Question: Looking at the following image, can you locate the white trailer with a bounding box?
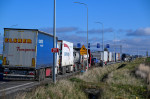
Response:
[112,53,116,62]
[109,52,112,62]
[58,40,73,74]
[116,53,119,61]
[2,28,58,80]
[104,51,108,64]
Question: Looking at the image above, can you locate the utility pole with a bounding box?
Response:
[137,48,139,58]
[146,51,148,57]
[114,32,116,62]
[120,45,122,62]
[53,0,56,83]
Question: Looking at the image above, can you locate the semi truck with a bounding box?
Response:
[103,51,108,64]
[57,40,74,74]
[2,28,58,81]
[73,48,82,71]
[109,52,112,62]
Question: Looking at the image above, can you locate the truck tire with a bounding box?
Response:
[79,64,81,70]
[35,69,39,81]
[67,66,70,73]
[43,69,45,81]
[39,69,42,81]
[38,68,45,81]
[74,65,76,72]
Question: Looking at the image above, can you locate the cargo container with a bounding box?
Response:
[116,53,121,61]
[104,51,108,64]
[112,52,116,62]
[2,28,58,80]
[57,40,73,74]
[118,53,121,61]
[73,48,82,71]
[109,52,112,62]
[116,53,118,61]
[91,51,101,60]
[100,51,104,61]
[88,49,91,67]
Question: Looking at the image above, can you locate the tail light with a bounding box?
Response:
[28,71,35,75]
[32,58,35,67]
[3,57,6,65]
[59,57,61,66]
[4,72,8,74]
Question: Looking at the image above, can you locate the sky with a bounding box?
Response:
[0,0,150,56]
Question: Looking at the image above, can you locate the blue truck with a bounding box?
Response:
[2,28,58,81]
[0,60,3,80]
[91,57,100,66]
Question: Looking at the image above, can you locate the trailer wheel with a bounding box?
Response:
[35,69,39,81]
[41,69,45,81]
[67,66,70,73]
[62,67,66,75]
[43,69,45,81]
[74,64,77,72]
[79,64,81,70]
[39,69,42,81]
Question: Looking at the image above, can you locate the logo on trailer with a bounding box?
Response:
[16,47,35,52]
[5,38,32,44]
[64,43,70,51]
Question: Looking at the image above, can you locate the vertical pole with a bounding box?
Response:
[87,7,88,71]
[137,48,139,58]
[120,45,122,62]
[102,24,104,51]
[53,0,56,83]
[102,23,104,62]
[114,32,116,62]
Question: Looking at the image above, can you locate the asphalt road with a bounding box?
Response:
[0,79,39,98]
[0,62,120,99]
[0,71,80,99]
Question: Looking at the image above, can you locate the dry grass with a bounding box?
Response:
[106,68,144,86]
[135,64,150,84]
[18,58,147,99]
[77,63,120,83]
[16,80,87,99]
[102,59,147,99]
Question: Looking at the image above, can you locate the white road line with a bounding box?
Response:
[0,82,34,92]
[0,82,6,85]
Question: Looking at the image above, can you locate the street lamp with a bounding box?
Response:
[95,22,104,64]
[53,0,56,83]
[95,22,104,52]
[74,2,88,71]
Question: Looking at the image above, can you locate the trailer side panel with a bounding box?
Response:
[36,32,56,69]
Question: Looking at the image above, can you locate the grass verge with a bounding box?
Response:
[17,58,148,99]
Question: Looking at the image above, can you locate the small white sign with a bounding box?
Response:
[39,40,43,44]
[40,45,44,47]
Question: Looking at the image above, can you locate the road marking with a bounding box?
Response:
[0,82,6,85]
[0,82,34,92]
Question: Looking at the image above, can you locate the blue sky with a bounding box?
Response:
[0,0,150,55]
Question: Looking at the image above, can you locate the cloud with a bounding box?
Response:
[83,36,150,55]
[76,28,114,34]
[117,29,133,33]
[40,27,78,33]
[58,34,87,44]
[127,27,150,36]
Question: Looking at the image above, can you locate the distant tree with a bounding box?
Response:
[104,48,108,51]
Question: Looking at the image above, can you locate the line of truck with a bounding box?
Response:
[1,28,121,81]
[91,51,121,66]
[1,28,92,81]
